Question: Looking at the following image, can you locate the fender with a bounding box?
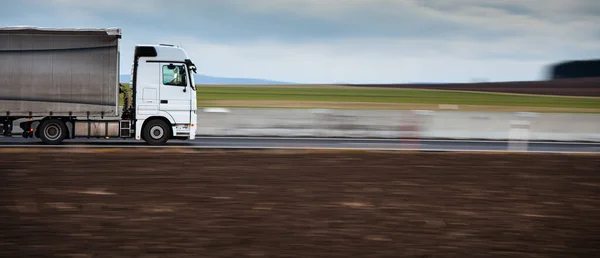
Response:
[134,111,176,140]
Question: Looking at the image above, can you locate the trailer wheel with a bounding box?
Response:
[143,119,170,145]
[39,119,67,145]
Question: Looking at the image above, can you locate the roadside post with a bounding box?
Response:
[414,110,434,151]
[203,107,231,136]
[508,112,537,152]
[311,109,332,138]
[399,110,433,150]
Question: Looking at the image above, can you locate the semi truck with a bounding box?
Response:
[0,27,198,145]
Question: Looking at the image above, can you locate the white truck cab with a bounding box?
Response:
[130,44,198,144]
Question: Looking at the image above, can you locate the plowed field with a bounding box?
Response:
[1,149,599,257]
[346,77,600,97]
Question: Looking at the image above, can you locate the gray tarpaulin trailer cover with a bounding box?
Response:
[0,27,121,117]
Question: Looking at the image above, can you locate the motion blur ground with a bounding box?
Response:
[1,149,599,257]
[1,1,599,256]
[2,66,598,257]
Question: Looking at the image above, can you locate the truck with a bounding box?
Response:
[0,27,197,145]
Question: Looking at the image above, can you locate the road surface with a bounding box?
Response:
[1,136,599,153]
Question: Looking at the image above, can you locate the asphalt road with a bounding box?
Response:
[1,136,599,153]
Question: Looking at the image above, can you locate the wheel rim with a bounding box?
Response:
[150,125,164,140]
[44,124,61,140]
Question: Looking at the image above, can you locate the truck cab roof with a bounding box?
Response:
[134,44,191,62]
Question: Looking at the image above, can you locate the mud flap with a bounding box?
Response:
[2,121,12,136]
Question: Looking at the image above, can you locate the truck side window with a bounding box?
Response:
[162,65,187,86]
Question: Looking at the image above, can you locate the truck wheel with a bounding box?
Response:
[143,119,170,145]
[39,119,67,145]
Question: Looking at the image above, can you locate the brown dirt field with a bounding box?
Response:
[345,77,600,97]
[1,149,599,257]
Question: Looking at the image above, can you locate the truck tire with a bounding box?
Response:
[142,119,170,145]
[39,119,67,145]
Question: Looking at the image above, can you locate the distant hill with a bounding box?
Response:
[119,74,448,85]
[119,74,292,85]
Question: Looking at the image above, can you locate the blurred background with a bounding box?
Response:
[1,1,600,257]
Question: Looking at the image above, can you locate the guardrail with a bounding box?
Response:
[197,108,600,144]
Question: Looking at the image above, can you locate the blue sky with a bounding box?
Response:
[1,0,599,83]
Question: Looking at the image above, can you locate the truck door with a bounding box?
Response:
[159,63,192,127]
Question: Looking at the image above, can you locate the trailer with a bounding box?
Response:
[0,27,197,145]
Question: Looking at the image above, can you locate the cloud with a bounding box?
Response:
[29,0,599,42]
[171,36,558,83]
[46,0,163,14]
[1,0,598,83]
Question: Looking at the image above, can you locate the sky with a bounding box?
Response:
[1,0,599,83]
